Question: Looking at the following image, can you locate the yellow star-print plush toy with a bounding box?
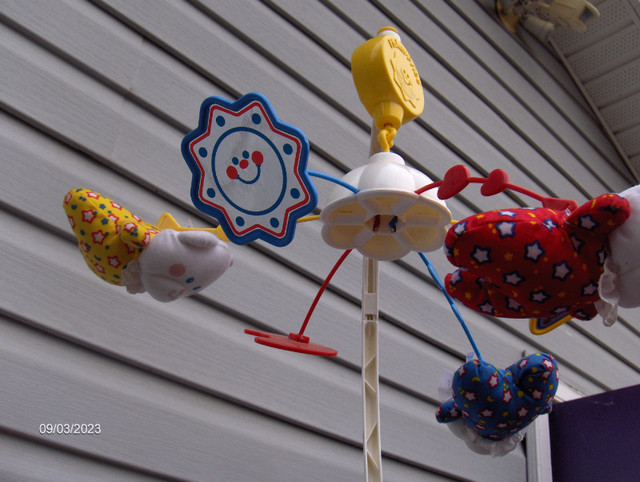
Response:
[64,188,159,285]
[63,188,233,302]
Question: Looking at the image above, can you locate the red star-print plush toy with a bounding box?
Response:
[425,165,639,332]
[445,193,629,322]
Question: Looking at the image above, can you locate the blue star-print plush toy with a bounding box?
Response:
[436,353,558,455]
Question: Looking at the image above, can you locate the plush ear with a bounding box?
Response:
[176,230,220,248]
[565,192,630,236]
[118,221,157,250]
[508,353,558,413]
[436,400,461,423]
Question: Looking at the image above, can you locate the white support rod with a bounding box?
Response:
[360,120,384,481]
[362,255,382,482]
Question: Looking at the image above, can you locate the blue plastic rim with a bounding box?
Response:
[182,92,318,247]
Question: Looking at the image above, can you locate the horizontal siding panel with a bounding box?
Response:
[0,319,368,481]
[617,307,640,336]
[90,0,370,168]
[0,341,454,482]
[571,320,640,372]
[0,0,144,88]
[0,433,161,481]
[0,211,526,480]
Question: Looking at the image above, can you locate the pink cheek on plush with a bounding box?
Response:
[169,263,187,277]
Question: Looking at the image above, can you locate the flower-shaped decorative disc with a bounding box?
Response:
[182,93,317,246]
[320,152,451,261]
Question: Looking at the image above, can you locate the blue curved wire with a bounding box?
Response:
[418,252,483,362]
[307,170,359,194]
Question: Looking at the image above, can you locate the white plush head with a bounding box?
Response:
[597,185,640,324]
[123,230,233,302]
[607,185,640,308]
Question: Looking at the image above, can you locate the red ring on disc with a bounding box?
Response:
[244,329,338,357]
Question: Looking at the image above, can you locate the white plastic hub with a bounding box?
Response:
[320,152,451,261]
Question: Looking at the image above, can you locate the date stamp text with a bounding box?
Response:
[39,423,101,435]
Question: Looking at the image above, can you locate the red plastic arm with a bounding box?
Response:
[415,165,577,211]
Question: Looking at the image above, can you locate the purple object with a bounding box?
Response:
[549,384,640,480]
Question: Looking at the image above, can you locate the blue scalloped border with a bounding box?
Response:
[181,92,317,247]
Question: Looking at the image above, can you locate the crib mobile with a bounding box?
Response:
[64,27,640,475]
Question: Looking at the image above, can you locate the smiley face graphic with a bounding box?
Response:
[182,93,317,247]
[226,150,264,184]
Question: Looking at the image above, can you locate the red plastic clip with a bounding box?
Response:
[244,329,338,357]
[416,165,577,212]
